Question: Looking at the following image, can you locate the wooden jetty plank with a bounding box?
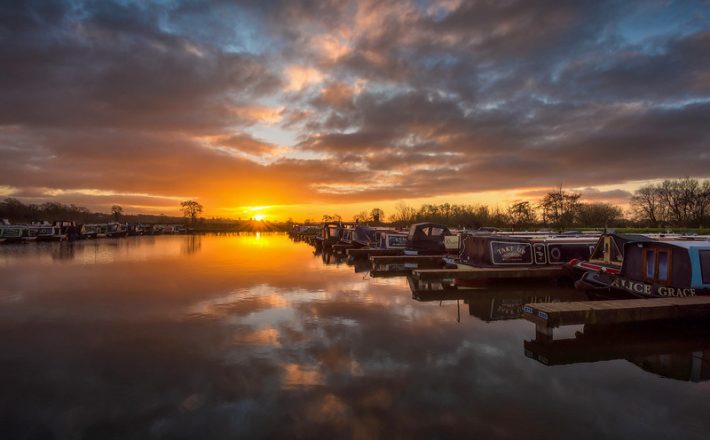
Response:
[413,266,563,281]
[346,248,404,258]
[523,296,710,328]
[369,255,445,264]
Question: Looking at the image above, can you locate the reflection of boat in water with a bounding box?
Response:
[314,250,346,266]
[347,257,372,273]
[525,319,710,382]
[409,278,587,322]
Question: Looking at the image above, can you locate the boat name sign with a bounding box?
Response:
[610,277,696,297]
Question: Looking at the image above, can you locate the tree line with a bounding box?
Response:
[386,191,624,230]
[631,178,710,228]
[317,178,709,230]
[0,198,206,224]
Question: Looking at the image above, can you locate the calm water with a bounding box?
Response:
[1,234,709,439]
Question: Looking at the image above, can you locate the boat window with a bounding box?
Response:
[421,228,431,236]
[643,248,673,285]
[645,250,655,280]
[430,227,444,236]
[701,251,710,284]
[611,240,623,263]
[657,251,669,281]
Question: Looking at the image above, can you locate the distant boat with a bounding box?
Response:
[0,224,30,243]
[405,223,459,254]
[314,222,344,248]
[106,222,128,238]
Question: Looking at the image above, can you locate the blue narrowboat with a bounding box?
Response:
[577,240,710,298]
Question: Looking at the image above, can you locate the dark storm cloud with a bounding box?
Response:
[1,0,709,210]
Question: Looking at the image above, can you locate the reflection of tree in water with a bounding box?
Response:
[181,235,202,255]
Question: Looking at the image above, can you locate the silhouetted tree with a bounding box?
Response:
[352,211,369,223]
[507,201,536,228]
[111,205,123,221]
[539,187,581,230]
[577,203,623,228]
[631,178,710,227]
[181,200,203,223]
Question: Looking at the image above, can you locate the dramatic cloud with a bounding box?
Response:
[1,0,709,218]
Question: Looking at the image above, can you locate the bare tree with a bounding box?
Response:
[631,178,710,227]
[577,203,623,228]
[539,187,581,230]
[507,201,536,228]
[631,184,663,226]
[111,205,123,221]
[180,200,203,223]
[352,211,369,223]
[390,202,417,225]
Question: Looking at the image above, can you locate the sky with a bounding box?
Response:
[1,0,710,221]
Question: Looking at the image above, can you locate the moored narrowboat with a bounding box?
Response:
[377,231,408,249]
[566,233,656,277]
[106,222,128,238]
[314,222,344,248]
[577,239,710,298]
[0,224,28,243]
[406,223,458,254]
[454,234,597,269]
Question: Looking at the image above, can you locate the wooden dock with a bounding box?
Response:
[413,266,563,281]
[346,248,404,258]
[369,255,445,265]
[523,297,710,330]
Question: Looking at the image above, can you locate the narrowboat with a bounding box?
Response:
[350,225,380,248]
[36,223,68,241]
[81,224,100,239]
[406,223,458,254]
[314,222,344,248]
[340,227,355,245]
[566,233,656,277]
[576,239,710,298]
[453,234,597,269]
[106,222,128,238]
[376,230,408,249]
[0,225,27,243]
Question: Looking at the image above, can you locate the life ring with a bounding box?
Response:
[550,247,562,261]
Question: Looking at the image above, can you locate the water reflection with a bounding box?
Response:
[525,320,710,382]
[409,280,588,323]
[1,234,709,439]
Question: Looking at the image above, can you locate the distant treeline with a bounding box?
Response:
[0,198,187,224]
[0,198,290,232]
[631,178,710,228]
[317,178,710,230]
[386,195,627,230]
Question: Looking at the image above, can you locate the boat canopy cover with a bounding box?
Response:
[407,223,452,251]
[589,233,657,262]
[352,225,378,244]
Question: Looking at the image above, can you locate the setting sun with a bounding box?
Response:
[253,214,266,221]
